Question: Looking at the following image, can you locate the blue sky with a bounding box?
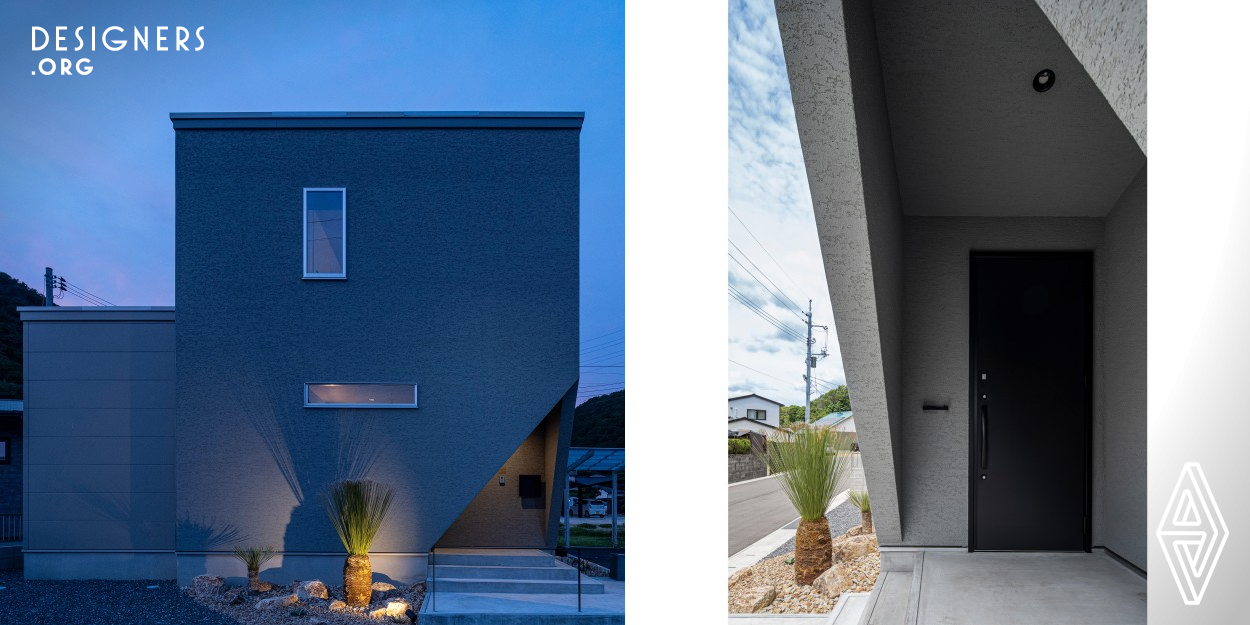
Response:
[728,0,845,407]
[0,1,623,403]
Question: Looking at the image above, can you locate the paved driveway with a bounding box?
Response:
[728,476,797,556]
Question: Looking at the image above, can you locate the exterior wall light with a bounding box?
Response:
[1033,69,1055,93]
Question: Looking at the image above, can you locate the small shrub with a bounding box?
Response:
[729,438,751,454]
[848,490,873,533]
[230,545,276,591]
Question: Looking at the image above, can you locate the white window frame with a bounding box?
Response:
[304,383,418,408]
[303,187,347,279]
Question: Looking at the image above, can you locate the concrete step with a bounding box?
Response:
[829,591,871,625]
[433,549,555,567]
[861,570,912,625]
[421,609,622,625]
[431,564,580,581]
[857,551,923,625]
[429,576,605,595]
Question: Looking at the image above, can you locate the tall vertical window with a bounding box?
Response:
[304,188,346,278]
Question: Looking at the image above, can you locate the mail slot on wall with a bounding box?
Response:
[519,474,544,509]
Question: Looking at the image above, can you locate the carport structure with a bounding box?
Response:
[563,447,624,547]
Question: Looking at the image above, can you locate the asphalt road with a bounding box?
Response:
[728,475,798,556]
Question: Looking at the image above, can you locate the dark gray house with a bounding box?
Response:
[19,111,583,584]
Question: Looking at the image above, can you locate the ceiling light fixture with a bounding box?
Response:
[1033,69,1055,93]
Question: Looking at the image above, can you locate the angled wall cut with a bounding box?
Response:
[437,391,574,547]
[776,0,1145,569]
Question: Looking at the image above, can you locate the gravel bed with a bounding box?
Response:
[188,579,425,625]
[765,499,860,560]
[730,525,880,615]
[0,568,241,625]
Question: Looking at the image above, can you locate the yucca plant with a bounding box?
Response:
[848,489,872,534]
[757,424,855,585]
[230,545,276,591]
[323,479,395,607]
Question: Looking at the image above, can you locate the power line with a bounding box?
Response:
[729,359,801,389]
[729,286,806,341]
[729,205,809,302]
[729,241,804,316]
[61,283,114,306]
[581,339,625,356]
[581,328,625,345]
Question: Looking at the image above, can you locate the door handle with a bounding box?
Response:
[980,404,988,471]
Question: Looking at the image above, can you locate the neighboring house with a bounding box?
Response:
[0,399,19,541]
[811,410,854,433]
[812,411,857,449]
[727,416,779,437]
[727,393,782,428]
[776,0,1145,576]
[18,111,582,583]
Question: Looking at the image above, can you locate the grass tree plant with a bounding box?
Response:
[848,489,873,534]
[323,479,395,607]
[757,424,856,585]
[230,545,276,591]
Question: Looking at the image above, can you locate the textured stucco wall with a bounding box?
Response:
[19,308,176,579]
[1098,164,1146,569]
[776,0,905,543]
[1034,0,1147,155]
[900,218,1104,546]
[174,126,579,571]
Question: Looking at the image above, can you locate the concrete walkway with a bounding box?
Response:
[914,551,1145,625]
[421,579,624,624]
[860,550,1145,625]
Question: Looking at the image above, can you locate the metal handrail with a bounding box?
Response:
[428,544,622,613]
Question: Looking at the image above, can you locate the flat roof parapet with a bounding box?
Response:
[169,111,585,130]
[18,306,174,322]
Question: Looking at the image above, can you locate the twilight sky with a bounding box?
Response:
[0,1,623,403]
[728,0,846,408]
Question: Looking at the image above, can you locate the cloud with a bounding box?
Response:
[728,0,848,406]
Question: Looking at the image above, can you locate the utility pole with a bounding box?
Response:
[44,267,54,306]
[805,298,815,425]
[803,299,829,424]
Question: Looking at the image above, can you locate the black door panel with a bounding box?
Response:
[970,253,1091,551]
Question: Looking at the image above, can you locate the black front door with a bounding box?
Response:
[970,253,1091,551]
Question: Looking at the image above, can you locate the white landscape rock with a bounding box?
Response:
[369,598,412,620]
[370,581,399,599]
[328,599,348,612]
[813,566,851,597]
[732,585,777,613]
[297,579,329,601]
[189,575,224,597]
[254,594,298,610]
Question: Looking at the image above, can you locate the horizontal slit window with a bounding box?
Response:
[305,383,417,408]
